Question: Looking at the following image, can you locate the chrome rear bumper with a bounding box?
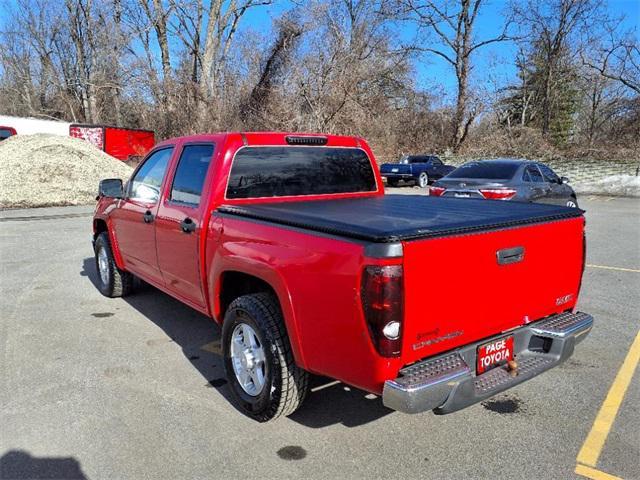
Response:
[382,311,593,414]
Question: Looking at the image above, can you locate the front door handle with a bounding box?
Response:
[180,217,196,234]
[143,210,154,223]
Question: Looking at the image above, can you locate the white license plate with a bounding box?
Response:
[391,168,399,172]
[454,193,470,198]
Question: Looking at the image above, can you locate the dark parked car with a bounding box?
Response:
[380,154,455,188]
[0,126,17,141]
[429,159,579,208]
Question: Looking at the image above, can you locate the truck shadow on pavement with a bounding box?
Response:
[81,258,393,428]
[0,450,86,479]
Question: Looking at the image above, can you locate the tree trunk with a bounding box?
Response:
[451,58,469,152]
[151,0,171,81]
[542,65,552,135]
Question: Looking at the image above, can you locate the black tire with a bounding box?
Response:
[566,196,579,208]
[222,293,309,422]
[417,172,429,188]
[387,179,399,187]
[94,232,133,298]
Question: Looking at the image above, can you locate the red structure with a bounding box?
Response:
[70,124,155,161]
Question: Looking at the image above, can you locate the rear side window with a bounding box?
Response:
[446,162,520,180]
[408,156,428,164]
[170,144,214,205]
[129,147,173,202]
[226,147,376,199]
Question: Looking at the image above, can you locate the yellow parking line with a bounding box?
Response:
[586,264,640,273]
[576,330,640,467]
[575,464,623,480]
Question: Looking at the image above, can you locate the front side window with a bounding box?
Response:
[226,147,377,199]
[170,144,215,205]
[538,164,560,183]
[430,157,443,166]
[524,165,544,183]
[129,147,173,202]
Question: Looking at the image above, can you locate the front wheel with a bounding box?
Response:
[417,172,429,188]
[94,232,133,297]
[566,197,578,208]
[222,293,309,422]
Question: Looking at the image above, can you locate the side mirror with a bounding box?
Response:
[98,178,124,199]
[560,176,569,184]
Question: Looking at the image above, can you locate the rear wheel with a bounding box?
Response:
[94,232,133,297]
[222,293,309,422]
[417,172,429,188]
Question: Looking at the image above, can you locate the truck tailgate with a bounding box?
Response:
[401,216,585,365]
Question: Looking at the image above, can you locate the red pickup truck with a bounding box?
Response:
[93,132,593,422]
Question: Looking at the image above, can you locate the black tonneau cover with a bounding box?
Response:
[217,195,583,243]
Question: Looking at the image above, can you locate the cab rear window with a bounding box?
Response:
[226,146,377,199]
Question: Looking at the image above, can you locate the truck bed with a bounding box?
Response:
[217,195,583,243]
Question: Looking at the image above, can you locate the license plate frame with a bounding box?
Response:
[476,335,514,375]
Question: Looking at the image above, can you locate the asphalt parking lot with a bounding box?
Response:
[1,195,638,480]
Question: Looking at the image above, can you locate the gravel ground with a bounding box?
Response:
[0,134,132,209]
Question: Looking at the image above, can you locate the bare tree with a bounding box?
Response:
[197,0,272,125]
[511,0,604,136]
[289,0,412,134]
[393,0,512,151]
[240,17,303,127]
[582,24,640,94]
[139,0,173,83]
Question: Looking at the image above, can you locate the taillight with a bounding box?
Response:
[479,188,517,200]
[577,226,587,304]
[361,265,403,357]
[429,186,446,196]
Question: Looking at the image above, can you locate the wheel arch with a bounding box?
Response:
[93,216,125,270]
[215,268,307,369]
[93,218,108,238]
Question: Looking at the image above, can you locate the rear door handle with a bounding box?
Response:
[143,210,154,223]
[180,217,196,234]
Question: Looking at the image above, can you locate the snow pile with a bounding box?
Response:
[0,134,133,208]
[574,175,640,197]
